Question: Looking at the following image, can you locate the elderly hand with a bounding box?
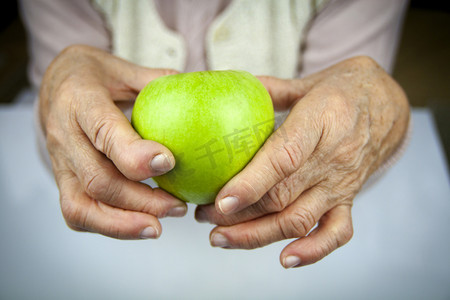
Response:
[40,45,187,239]
[195,56,410,268]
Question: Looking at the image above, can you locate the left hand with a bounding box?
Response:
[195,56,410,268]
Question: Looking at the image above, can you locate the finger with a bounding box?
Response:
[209,187,329,249]
[58,171,163,239]
[257,76,305,111]
[73,45,178,99]
[257,73,324,111]
[68,132,187,218]
[75,87,176,181]
[257,59,349,110]
[214,98,323,215]
[195,169,318,226]
[280,204,353,268]
[195,202,264,225]
[105,66,179,101]
[115,66,179,94]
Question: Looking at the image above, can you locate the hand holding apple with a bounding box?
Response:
[132,70,274,205]
[39,45,187,240]
[195,56,410,268]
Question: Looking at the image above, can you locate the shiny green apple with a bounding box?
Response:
[131,70,274,205]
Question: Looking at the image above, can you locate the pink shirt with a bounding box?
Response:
[19,0,409,90]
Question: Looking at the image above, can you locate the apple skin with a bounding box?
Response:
[131,70,274,205]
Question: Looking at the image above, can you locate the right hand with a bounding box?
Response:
[39,44,187,239]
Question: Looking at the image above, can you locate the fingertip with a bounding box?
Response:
[166,205,188,218]
[150,152,175,174]
[282,255,302,269]
[146,187,187,218]
[143,68,179,86]
[216,196,239,215]
[194,207,210,223]
[139,226,160,239]
[215,175,264,216]
[130,68,180,90]
[210,231,231,248]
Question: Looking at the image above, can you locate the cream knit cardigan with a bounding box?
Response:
[93,0,327,78]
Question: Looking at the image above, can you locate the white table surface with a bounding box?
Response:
[0,103,449,300]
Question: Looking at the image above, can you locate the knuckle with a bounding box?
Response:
[45,122,63,154]
[85,171,107,199]
[83,169,120,203]
[327,173,362,204]
[92,115,118,158]
[330,135,369,171]
[264,180,291,212]
[59,194,74,222]
[312,242,331,262]
[114,142,143,179]
[319,92,358,138]
[105,223,122,239]
[44,111,73,151]
[60,194,87,230]
[343,173,364,196]
[141,199,163,218]
[324,95,351,124]
[272,140,303,177]
[333,145,364,168]
[238,177,260,202]
[240,230,265,249]
[312,213,354,261]
[57,73,79,96]
[338,221,354,246]
[320,231,342,258]
[278,208,316,238]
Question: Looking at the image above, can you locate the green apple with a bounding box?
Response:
[131,70,274,205]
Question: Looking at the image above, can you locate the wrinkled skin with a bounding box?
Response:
[194,56,410,268]
[40,45,187,239]
[41,45,410,268]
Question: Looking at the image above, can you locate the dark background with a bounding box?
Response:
[1,0,449,167]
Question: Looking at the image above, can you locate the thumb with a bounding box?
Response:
[257,74,320,111]
[123,66,179,93]
[86,53,180,180]
[214,97,323,215]
[75,86,176,182]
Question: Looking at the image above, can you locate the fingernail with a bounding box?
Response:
[140,226,158,239]
[218,196,239,215]
[195,209,209,223]
[151,153,174,173]
[283,255,301,269]
[166,206,187,217]
[211,233,230,248]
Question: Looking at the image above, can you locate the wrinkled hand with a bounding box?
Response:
[40,45,187,239]
[195,56,410,268]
